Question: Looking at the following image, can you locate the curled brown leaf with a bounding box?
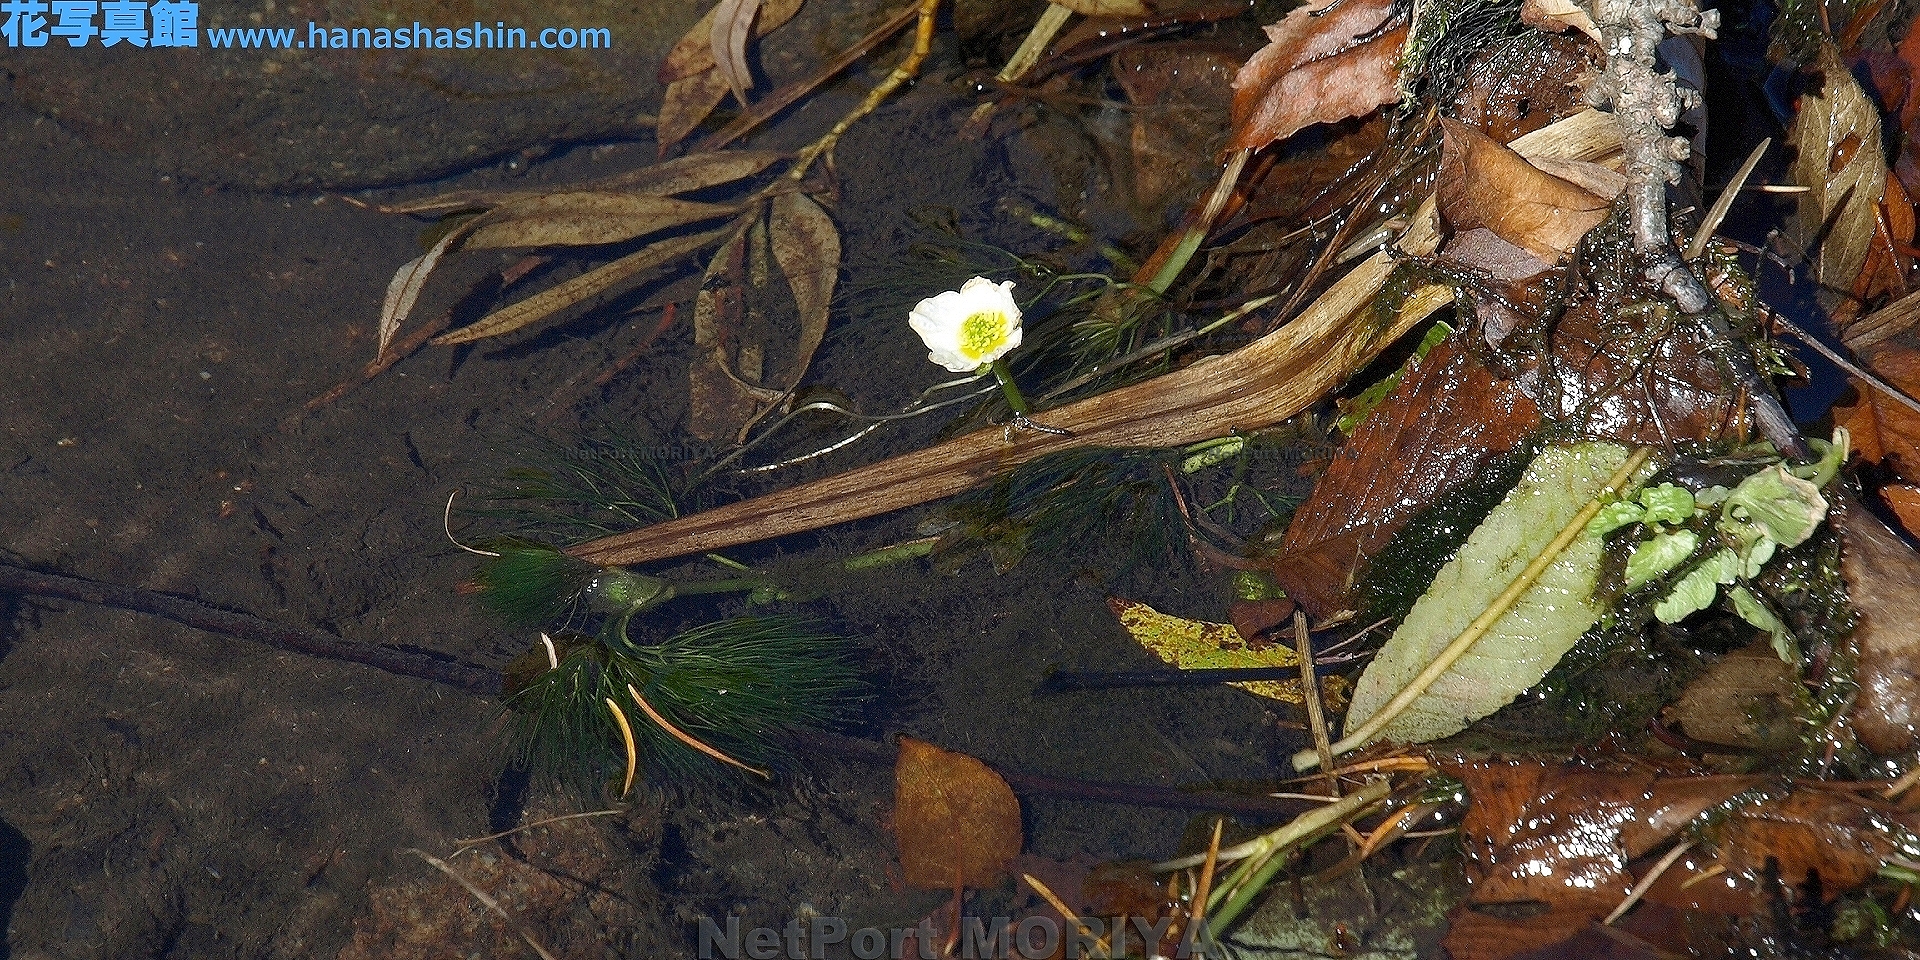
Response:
[1436,118,1612,260]
[1228,0,1407,152]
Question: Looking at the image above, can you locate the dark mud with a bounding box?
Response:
[0,19,1287,960]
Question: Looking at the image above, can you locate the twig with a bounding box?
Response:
[1686,138,1769,260]
[0,562,501,695]
[1605,840,1693,924]
[1294,610,1337,794]
[786,728,1318,819]
[1585,0,1807,458]
[698,0,928,152]
[1771,314,1920,419]
[405,848,560,960]
[453,809,628,850]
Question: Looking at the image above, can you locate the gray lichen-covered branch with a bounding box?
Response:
[1583,0,1809,456]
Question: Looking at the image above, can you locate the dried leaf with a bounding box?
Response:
[1274,337,1541,617]
[1050,0,1150,15]
[463,193,738,250]
[1437,118,1612,260]
[1518,0,1601,42]
[893,737,1022,890]
[377,226,464,360]
[1836,500,1920,755]
[1341,443,1655,747]
[382,151,787,217]
[1788,44,1887,308]
[710,0,763,105]
[689,229,784,441]
[1109,597,1320,704]
[433,227,728,346]
[657,70,734,152]
[1439,757,1756,960]
[767,191,840,386]
[1229,0,1407,151]
[1662,640,1804,752]
[659,0,805,84]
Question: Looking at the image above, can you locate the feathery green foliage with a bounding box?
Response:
[506,617,861,786]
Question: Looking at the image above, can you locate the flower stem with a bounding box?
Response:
[987,358,1030,416]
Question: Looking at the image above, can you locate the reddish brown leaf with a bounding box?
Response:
[1228,0,1407,152]
[1661,640,1803,753]
[1436,118,1613,261]
[1837,500,1920,755]
[1273,336,1541,617]
[893,737,1023,890]
[1439,757,1760,960]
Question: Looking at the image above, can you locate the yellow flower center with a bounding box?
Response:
[959,310,1008,360]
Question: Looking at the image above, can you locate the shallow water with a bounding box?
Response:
[0,6,1293,957]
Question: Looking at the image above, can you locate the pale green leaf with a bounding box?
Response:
[1627,529,1698,590]
[1342,442,1655,746]
[1655,549,1730,623]
[1587,500,1645,538]
[1638,483,1696,526]
[1730,585,1797,663]
[1722,464,1828,549]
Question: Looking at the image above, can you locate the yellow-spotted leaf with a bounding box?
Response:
[1107,597,1347,706]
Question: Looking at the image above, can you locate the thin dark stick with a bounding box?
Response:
[1034,666,1310,693]
[787,729,1311,819]
[0,563,501,695]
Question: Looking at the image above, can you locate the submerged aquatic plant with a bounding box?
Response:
[506,617,861,788]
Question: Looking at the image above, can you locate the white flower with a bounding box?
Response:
[907,277,1023,373]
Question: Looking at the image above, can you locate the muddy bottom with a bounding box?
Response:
[0,23,1293,960]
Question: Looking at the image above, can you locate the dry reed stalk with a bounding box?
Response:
[568,110,1624,569]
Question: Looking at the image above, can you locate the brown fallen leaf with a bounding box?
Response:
[1273,335,1541,617]
[893,737,1023,890]
[1111,43,1237,218]
[689,224,783,441]
[1437,756,1920,960]
[380,150,787,217]
[1518,0,1601,42]
[659,0,806,84]
[710,0,764,106]
[1661,640,1804,754]
[1437,118,1613,261]
[378,227,466,359]
[767,190,840,386]
[1835,498,1920,755]
[1228,0,1407,152]
[1789,43,1889,315]
[657,70,735,152]
[1440,757,1755,960]
[463,193,739,250]
[433,227,730,346]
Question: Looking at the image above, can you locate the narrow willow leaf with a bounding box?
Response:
[659,0,803,84]
[657,69,734,151]
[377,226,464,360]
[1339,442,1656,748]
[768,190,839,386]
[710,0,763,105]
[463,193,738,250]
[380,150,786,217]
[433,226,730,345]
